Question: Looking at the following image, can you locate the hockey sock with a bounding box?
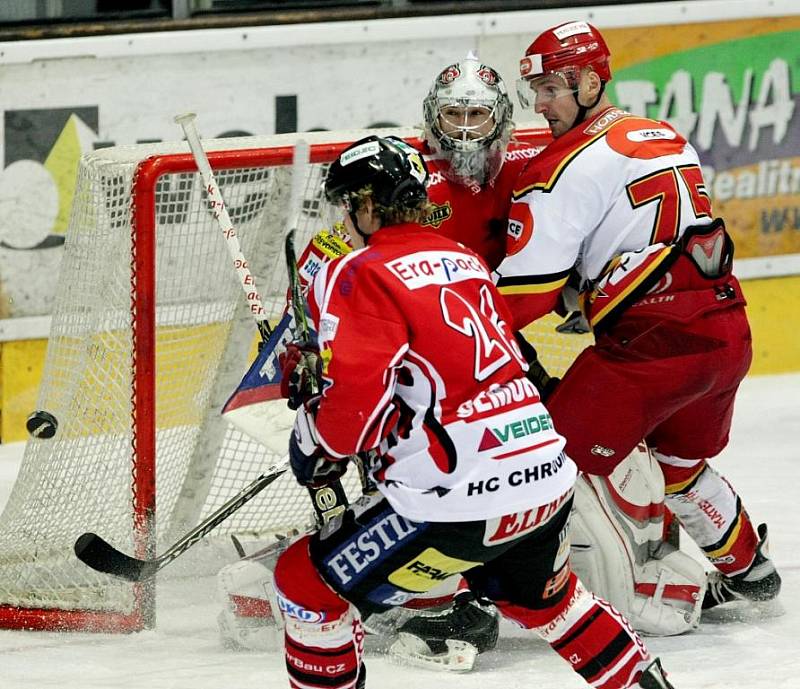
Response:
[497,573,652,689]
[274,536,365,689]
[660,458,759,576]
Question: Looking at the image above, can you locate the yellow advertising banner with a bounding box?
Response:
[605,16,800,259]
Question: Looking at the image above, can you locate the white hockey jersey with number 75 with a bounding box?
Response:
[495,107,715,332]
[308,224,575,523]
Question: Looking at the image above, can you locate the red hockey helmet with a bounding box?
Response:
[519,21,612,92]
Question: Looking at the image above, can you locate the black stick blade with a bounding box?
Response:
[74,532,154,582]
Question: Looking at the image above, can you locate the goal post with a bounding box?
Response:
[0,125,586,633]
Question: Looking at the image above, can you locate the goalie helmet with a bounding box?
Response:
[517,21,612,107]
[423,53,513,186]
[324,135,429,213]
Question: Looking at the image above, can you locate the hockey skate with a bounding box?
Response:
[703,523,781,611]
[638,658,675,689]
[389,591,498,672]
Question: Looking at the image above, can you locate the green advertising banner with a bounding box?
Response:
[606,17,800,260]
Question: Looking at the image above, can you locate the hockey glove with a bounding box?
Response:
[279,342,322,410]
[289,398,348,487]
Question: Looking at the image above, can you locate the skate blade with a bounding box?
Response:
[702,597,785,623]
[389,633,478,672]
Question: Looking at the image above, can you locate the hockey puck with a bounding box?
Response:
[26,410,59,439]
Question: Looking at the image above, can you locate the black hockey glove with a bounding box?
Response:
[289,398,348,488]
[279,342,322,410]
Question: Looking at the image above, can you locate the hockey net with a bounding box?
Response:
[0,126,590,632]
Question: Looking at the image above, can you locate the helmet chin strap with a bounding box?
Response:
[349,209,372,244]
[569,81,606,130]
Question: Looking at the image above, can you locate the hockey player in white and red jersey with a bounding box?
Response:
[497,21,781,614]
[271,134,676,689]
[386,52,705,663]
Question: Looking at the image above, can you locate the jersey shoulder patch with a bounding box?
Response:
[604,117,687,159]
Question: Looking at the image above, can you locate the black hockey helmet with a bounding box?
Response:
[324,135,429,212]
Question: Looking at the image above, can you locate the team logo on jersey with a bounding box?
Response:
[439,64,461,85]
[590,444,615,457]
[421,201,452,229]
[505,201,534,257]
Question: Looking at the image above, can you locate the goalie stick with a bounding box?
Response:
[74,465,288,582]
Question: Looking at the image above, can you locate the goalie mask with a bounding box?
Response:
[324,135,429,235]
[423,53,513,186]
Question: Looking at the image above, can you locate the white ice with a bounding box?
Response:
[0,373,797,689]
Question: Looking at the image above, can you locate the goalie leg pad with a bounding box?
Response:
[498,573,653,689]
[216,535,300,651]
[629,546,705,635]
[274,536,365,689]
[570,448,704,636]
[217,558,284,651]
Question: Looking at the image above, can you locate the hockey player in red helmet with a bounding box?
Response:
[497,20,782,623]
[517,20,612,138]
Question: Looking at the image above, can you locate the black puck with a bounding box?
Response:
[26,410,59,439]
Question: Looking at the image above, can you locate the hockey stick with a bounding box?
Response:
[74,463,288,582]
[178,116,346,522]
[178,117,346,524]
[175,117,346,526]
[285,232,349,523]
[174,112,272,341]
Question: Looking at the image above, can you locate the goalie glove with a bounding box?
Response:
[279,342,322,410]
[289,398,348,487]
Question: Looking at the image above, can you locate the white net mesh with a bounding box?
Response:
[0,127,589,631]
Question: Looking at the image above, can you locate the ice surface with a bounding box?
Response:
[0,373,797,689]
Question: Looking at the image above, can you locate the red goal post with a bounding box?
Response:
[0,125,587,633]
